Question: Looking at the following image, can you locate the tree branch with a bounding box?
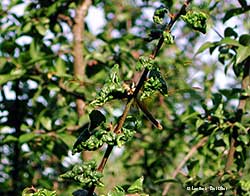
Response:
[58,13,73,27]
[225,58,250,171]
[151,0,192,58]
[135,97,163,130]
[73,0,92,117]
[162,136,208,195]
[88,1,193,194]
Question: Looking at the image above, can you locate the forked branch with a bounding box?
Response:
[89,0,194,195]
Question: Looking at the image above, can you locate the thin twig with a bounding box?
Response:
[135,97,163,130]
[162,137,208,195]
[58,13,73,27]
[152,0,192,58]
[97,98,135,172]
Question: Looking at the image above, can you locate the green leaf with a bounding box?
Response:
[154,178,180,184]
[46,3,58,16]
[89,110,106,130]
[72,127,91,154]
[60,161,103,188]
[102,131,116,145]
[0,68,26,85]
[195,41,215,55]
[22,187,36,196]
[40,116,52,131]
[187,159,200,176]
[19,133,36,144]
[234,122,247,133]
[63,80,81,92]
[58,133,76,148]
[223,6,250,23]
[29,40,40,60]
[47,84,60,92]
[55,58,67,77]
[224,27,238,38]
[149,68,168,96]
[139,67,168,100]
[137,56,155,71]
[163,31,174,44]
[240,180,250,191]
[53,23,62,33]
[181,10,207,34]
[91,64,125,106]
[107,190,125,196]
[127,176,144,193]
[3,135,18,143]
[72,127,106,152]
[106,186,125,196]
[35,24,47,36]
[140,77,161,100]
[238,135,249,145]
[153,6,168,24]
[219,88,241,99]
[181,111,199,122]
[236,45,250,64]
[33,189,56,196]
[195,118,204,129]
[236,145,243,152]
[239,34,250,46]
[218,37,241,47]
[22,22,32,33]
[233,62,241,77]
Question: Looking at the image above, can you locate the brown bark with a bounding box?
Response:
[72,0,92,116]
[225,59,250,170]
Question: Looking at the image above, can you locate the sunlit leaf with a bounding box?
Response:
[127,176,144,193]
[236,45,250,64]
[35,24,47,36]
[55,58,67,77]
[19,133,36,144]
[218,37,241,47]
[195,41,215,55]
[58,133,76,148]
[3,135,18,143]
[0,68,26,85]
[40,116,52,131]
[181,10,207,34]
[153,6,168,24]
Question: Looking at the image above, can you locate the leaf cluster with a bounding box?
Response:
[90,64,126,106]
[181,10,207,34]
[60,161,104,188]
